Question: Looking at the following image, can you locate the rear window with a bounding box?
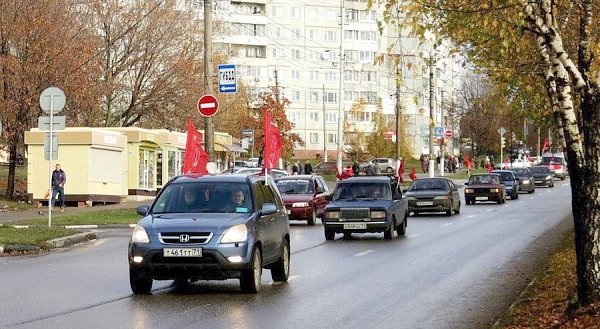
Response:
[275,179,314,194]
[541,156,565,165]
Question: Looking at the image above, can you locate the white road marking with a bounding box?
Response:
[487,209,496,212]
[467,215,475,218]
[354,249,375,257]
[441,223,453,227]
[407,234,421,238]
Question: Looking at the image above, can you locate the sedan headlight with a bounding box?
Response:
[370,210,386,219]
[325,211,340,219]
[521,179,530,184]
[131,225,150,243]
[433,195,449,200]
[292,202,310,208]
[465,188,474,194]
[546,175,552,180]
[491,188,500,193]
[221,224,248,243]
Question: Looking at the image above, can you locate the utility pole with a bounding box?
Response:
[336,0,345,174]
[428,53,435,178]
[439,91,445,177]
[204,0,215,161]
[395,66,402,166]
[323,84,327,162]
[274,67,280,103]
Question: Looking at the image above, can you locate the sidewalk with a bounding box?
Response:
[0,199,152,225]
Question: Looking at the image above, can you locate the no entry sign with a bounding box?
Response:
[197,94,219,118]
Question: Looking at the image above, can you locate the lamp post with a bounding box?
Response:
[427,52,436,178]
[336,0,345,174]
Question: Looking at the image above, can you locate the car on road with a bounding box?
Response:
[491,170,520,200]
[274,175,331,225]
[540,153,567,180]
[404,177,461,216]
[128,174,290,294]
[529,165,555,187]
[323,176,408,240]
[360,157,397,174]
[223,167,289,178]
[494,158,531,169]
[508,167,535,194]
[464,173,506,205]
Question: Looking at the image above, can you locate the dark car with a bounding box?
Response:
[530,165,555,187]
[464,173,507,205]
[404,177,461,216]
[128,174,290,294]
[540,153,567,180]
[323,176,408,240]
[508,168,535,194]
[491,170,520,200]
[312,161,350,175]
[274,175,331,225]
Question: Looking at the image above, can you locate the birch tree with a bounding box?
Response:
[373,0,600,305]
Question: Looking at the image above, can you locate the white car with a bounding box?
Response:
[495,158,531,169]
[245,157,260,167]
[231,167,290,178]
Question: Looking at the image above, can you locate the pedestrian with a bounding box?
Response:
[351,161,360,177]
[364,162,375,176]
[373,161,381,175]
[465,157,472,177]
[304,160,313,174]
[292,161,300,175]
[51,163,66,212]
[284,161,290,174]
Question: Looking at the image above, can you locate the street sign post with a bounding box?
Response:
[39,86,66,228]
[38,116,66,131]
[434,126,445,138]
[218,64,237,93]
[197,94,219,118]
[445,129,453,138]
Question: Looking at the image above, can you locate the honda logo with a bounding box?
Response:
[179,234,190,243]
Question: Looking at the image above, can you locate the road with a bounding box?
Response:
[0,180,573,329]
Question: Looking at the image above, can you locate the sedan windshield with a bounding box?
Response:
[332,183,391,201]
[151,182,253,214]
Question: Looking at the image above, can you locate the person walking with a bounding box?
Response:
[351,161,360,177]
[292,161,300,175]
[51,163,66,212]
[465,157,472,177]
[303,160,313,174]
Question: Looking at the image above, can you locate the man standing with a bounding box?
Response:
[304,160,313,174]
[51,164,66,212]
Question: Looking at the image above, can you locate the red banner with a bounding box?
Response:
[182,118,208,175]
[542,139,549,153]
[263,112,282,170]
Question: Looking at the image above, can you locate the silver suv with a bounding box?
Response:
[371,158,396,173]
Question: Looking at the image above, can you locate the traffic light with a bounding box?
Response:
[501,136,506,148]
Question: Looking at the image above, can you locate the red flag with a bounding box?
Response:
[397,158,405,177]
[541,139,549,153]
[409,167,417,181]
[182,118,208,175]
[263,112,282,170]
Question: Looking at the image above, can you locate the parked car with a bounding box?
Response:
[274,175,331,225]
[404,177,461,216]
[530,165,555,187]
[323,176,408,240]
[312,161,350,175]
[128,174,290,294]
[540,153,567,180]
[491,170,520,200]
[508,168,535,194]
[360,158,397,174]
[464,173,507,205]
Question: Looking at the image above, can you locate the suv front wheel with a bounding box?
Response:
[130,268,152,294]
[271,240,290,282]
[240,247,262,293]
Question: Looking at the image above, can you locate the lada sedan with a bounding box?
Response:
[404,177,461,216]
[464,173,506,205]
[128,174,290,294]
[274,175,330,225]
[323,176,408,240]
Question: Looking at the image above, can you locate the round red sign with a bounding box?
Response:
[445,129,453,138]
[197,94,219,118]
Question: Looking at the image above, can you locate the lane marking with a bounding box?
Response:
[354,249,375,257]
[487,209,496,212]
[407,234,421,238]
[441,223,453,227]
[467,215,475,218]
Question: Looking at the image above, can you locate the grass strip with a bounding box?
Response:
[0,226,77,247]
[11,209,140,227]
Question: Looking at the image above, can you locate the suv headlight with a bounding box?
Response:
[221,224,248,243]
[371,210,386,219]
[131,225,150,243]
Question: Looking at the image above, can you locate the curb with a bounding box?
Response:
[45,232,97,249]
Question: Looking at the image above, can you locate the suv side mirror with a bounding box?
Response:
[260,203,277,215]
[136,205,150,216]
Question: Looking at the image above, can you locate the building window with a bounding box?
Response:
[244,66,262,77]
[290,7,300,19]
[288,111,300,124]
[324,92,337,103]
[309,133,319,144]
[327,133,337,144]
[309,112,319,122]
[275,27,283,38]
[291,70,300,80]
[290,90,301,101]
[292,49,301,59]
[309,71,319,81]
[272,6,284,18]
[324,71,337,81]
[327,112,338,123]
[324,30,336,41]
[291,28,301,40]
[310,91,319,102]
[308,29,318,40]
[246,46,265,58]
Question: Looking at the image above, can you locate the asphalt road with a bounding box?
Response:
[0,179,573,329]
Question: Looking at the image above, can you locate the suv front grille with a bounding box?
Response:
[159,232,213,244]
[340,208,370,220]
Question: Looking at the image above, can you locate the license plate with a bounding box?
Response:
[475,196,488,201]
[343,223,367,230]
[163,248,202,257]
[535,180,542,183]
[416,201,434,206]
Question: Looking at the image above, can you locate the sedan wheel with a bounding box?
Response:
[240,247,262,293]
[454,201,461,214]
[271,240,290,282]
[446,203,453,216]
[384,219,395,240]
[307,207,316,226]
[324,228,335,241]
[396,215,407,236]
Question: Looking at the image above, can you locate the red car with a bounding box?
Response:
[274,175,331,225]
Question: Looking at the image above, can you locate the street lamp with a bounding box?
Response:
[336,0,345,174]
[423,50,436,178]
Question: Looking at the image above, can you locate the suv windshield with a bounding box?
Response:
[275,179,313,194]
[151,182,253,214]
[332,183,391,201]
[408,179,448,191]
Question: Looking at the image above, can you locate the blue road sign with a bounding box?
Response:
[434,126,445,138]
[218,64,237,93]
